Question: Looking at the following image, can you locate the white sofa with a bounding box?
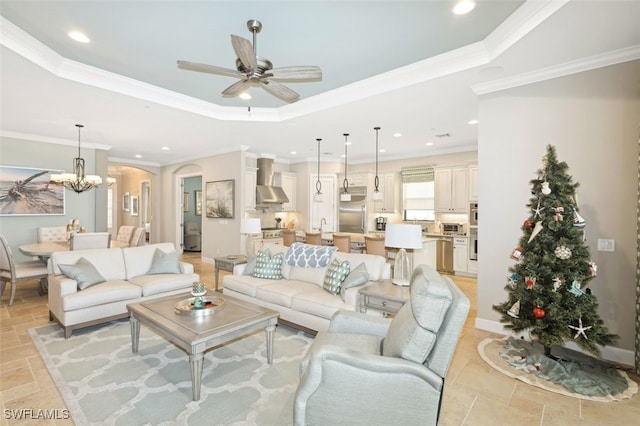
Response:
[223,243,391,333]
[48,243,199,338]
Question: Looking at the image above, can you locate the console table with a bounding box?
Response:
[214,255,247,292]
[359,279,409,317]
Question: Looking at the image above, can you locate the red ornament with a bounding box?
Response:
[533,307,546,319]
[523,220,535,228]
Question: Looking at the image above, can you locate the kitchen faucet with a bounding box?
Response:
[319,218,327,233]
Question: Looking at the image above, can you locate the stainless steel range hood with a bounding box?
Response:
[256,158,289,205]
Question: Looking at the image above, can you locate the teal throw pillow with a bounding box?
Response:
[323,258,350,295]
[340,262,370,301]
[58,257,105,290]
[147,248,181,274]
[252,250,284,279]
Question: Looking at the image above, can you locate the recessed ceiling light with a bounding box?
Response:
[161,147,170,150]
[468,119,479,125]
[393,133,402,138]
[453,0,476,15]
[68,31,90,43]
[379,149,386,153]
[135,154,142,158]
[290,151,296,155]
[239,92,251,100]
[426,142,434,146]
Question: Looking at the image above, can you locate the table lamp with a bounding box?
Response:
[240,218,262,258]
[384,224,423,286]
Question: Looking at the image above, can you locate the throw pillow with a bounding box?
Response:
[284,242,337,268]
[243,255,258,275]
[58,257,105,290]
[147,248,181,274]
[340,262,370,302]
[252,250,284,280]
[322,258,350,295]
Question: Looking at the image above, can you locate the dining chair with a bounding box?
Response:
[114,225,136,245]
[305,232,322,246]
[70,232,112,250]
[332,233,351,253]
[130,227,146,247]
[281,229,297,247]
[36,226,68,243]
[0,234,49,306]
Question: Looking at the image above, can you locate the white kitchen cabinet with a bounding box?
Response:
[373,172,397,213]
[251,237,283,254]
[339,173,368,188]
[309,174,337,232]
[468,165,478,202]
[275,172,297,211]
[453,237,468,274]
[244,168,257,211]
[467,259,478,274]
[434,166,468,212]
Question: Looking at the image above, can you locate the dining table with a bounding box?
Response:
[19,239,129,259]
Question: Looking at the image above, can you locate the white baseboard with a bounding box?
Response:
[475,318,635,367]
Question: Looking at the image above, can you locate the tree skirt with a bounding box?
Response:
[478,336,637,402]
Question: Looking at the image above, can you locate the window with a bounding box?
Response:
[401,166,435,221]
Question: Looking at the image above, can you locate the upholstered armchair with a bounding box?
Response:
[293,264,470,426]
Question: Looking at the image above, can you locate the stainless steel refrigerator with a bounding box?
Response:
[338,186,367,233]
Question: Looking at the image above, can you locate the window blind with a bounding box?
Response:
[400,165,435,183]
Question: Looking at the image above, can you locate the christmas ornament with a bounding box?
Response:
[525,276,536,289]
[569,280,585,297]
[507,273,519,288]
[573,209,586,228]
[553,206,564,221]
[534,362,541,371]
[568,317,592,340]
[527,221,544,243]
[510,246,523,261]
[554,245,572,260]
[533,306,546,319]
[552,277,563,292]
[507,300,521,318]
[589,261,598,277]
[533,200,545,218]
[523,220,534,228]
[541,181,551,195]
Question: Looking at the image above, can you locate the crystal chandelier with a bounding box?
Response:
[50,124,103,193]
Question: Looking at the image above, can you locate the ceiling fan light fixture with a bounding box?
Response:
[239,92,251,100]
[340,133,351,202]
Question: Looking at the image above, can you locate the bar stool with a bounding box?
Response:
[332,234,351,253]
[282,229,297,246]
[305,232,322,245]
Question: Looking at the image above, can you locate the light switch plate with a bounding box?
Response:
[597,239,615,252]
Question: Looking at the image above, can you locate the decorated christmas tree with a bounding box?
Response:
[493,145,617,356]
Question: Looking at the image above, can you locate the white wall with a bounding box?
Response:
[477,60,640,359]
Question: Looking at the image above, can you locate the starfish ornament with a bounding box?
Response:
[568,317,592,340]
[533,200,545,218]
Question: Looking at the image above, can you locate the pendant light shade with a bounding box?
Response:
[340,133,351,202]
[50,124,103,193]
[372,126,383,201]
[313,138,323,203]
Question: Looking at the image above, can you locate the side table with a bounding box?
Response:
[214,255,247,292]
[358,279,410,317]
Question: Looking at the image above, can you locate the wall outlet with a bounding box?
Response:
[597,239,615,252]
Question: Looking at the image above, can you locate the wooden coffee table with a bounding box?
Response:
[127,292,279,401]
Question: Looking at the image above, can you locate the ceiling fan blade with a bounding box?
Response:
[221,79,251,97]
[231,35,257,70]
[177,60,243,78]
[267,66,322,81]
[260,80,300,103]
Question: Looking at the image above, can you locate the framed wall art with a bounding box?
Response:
[195,190,202,216]
[130,195,139,216]
[0,165,65,216]
[205,179,234,218]
[122,192,130,211]
[183,192,189,212]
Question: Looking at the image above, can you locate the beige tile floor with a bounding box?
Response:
[1,252,638,425]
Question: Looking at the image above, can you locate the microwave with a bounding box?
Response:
[469,203,478,226]
[442,223,465,235]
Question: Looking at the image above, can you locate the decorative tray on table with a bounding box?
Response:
[174,295,225,317]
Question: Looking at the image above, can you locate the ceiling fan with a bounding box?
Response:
[177,19,322,103]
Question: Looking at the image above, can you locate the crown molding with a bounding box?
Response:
[0,130,112,151]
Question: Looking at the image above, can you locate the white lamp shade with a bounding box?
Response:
[372,191,383,201]
[240,218,261,234]
[384,224,422,249]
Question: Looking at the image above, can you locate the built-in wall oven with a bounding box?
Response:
[469,228,478,260]
[469,203,478,226]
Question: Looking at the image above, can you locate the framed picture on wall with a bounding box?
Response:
[130,195,139,216]
[195,190,202,216]
[205,179,234,218]
[183,192,189,212]
[122,192,130,211]
[0,165,65,216]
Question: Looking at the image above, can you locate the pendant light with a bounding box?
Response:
[50,124,103,193]
[372,126,383,201]
[340,133,351,201]
[313,138,323,202]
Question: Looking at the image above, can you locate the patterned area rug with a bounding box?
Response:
[29,320,313,425]
[479,336,638,402]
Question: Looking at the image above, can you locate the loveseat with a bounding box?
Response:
[48,243,199,338]
[223,242,391,333]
